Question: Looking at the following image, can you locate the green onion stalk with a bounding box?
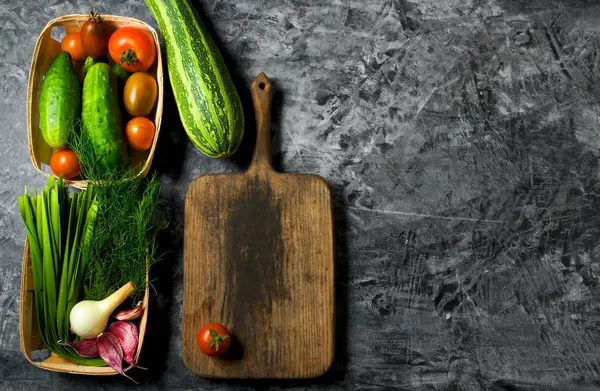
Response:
[19,176,106,366]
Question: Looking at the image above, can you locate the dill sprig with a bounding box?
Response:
[70,127,165,302]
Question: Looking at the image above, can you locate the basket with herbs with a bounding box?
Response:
[21,11,164,379]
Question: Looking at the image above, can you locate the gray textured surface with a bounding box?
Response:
[2,0,600,390]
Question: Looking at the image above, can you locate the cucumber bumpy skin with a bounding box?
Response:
[81,63,127,172]
[39,51,81,149]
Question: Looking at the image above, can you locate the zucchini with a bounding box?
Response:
[39,51,81,149]
[81,63,126,172]
[145,0,244,158]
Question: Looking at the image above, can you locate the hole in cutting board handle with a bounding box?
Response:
[259,82,265,90]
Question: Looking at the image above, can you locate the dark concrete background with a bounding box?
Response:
[3,0,600,390]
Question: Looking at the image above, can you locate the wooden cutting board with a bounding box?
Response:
[182,73,334,379]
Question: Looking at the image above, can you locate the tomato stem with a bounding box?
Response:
[88,8,103,23]
[207,328,229,352]
[120,49,139,66]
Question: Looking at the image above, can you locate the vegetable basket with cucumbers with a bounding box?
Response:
[21,12,166,378]
[21,0,247,380]
[27,13,163,189]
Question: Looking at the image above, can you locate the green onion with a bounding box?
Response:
[19,176,106,366]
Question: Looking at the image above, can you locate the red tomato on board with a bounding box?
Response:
[196,323,231,357]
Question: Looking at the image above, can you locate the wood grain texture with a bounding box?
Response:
[183,73,334,379]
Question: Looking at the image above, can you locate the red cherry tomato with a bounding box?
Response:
[125,117,156,151]
[196,323,231,357]
[61,33,86,61]
[50,149,80,180]
[108,26,156,73]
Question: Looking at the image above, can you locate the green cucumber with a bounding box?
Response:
[39,51,80,149]
[83,56,99,78]
[145,0,244,158]
[81,63,126,172]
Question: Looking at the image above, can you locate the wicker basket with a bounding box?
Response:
[27,15,164,189]
[19,239,150,375]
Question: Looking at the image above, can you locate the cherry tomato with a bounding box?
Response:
[108,26,156,73]
[80,10,110,59]
[61,33,86,61]
[50,149,80,180]
[196,323,231,357]
[123,72,157,117]
[125,117,156,151]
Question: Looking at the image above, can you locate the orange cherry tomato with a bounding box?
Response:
[61,33,86,61]
[196,323,231,357]
[50,149,80,180]
[125,117,156,151]
[108,26,156,73]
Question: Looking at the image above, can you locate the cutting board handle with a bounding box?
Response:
[249,73,273,174]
